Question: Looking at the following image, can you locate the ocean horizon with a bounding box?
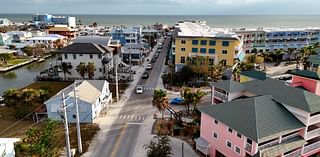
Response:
[1,14,320,28]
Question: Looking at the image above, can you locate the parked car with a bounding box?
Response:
[136,86,144,94]
[142,72,149,79]
[151,57,156,62]
[170,97,184,105]
[155,53,159,58]
[146,64,152,70]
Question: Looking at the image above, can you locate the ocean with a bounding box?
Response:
[1,14,320,28]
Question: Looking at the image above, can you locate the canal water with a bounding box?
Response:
[0,56,58,95]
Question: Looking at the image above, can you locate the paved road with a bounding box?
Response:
[90,37,170,157]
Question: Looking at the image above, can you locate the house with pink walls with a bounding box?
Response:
[289,70,320,96]
[197,76,320,157]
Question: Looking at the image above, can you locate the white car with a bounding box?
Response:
[136,86,144,94]
[146,64,152,70]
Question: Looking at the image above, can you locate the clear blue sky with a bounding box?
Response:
[0,0,319,15]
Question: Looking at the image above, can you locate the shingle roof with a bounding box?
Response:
[199,95,305,143]
[212,80,244,92]
[240,70,267,80]
[289,70,320,81]
[243,78,320,113]
[59,43,112,54]
[74,36,111,47]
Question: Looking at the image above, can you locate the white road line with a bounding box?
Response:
[119,115,123,119]
[127,122,143,125]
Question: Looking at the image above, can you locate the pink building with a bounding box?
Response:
[197,76,320,157]
[290,70,320,96]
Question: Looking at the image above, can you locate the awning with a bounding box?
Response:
[195,137,210,155]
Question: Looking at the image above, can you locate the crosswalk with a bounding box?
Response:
[117,114,146,121]
[143,87,155,91]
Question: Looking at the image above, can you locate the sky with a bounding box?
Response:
[0,0,319,15]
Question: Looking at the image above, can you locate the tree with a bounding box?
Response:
[0,53,13,64]
[59,62,72,80]
[33,46,45,57]
[76,62,87,79]
[180,88,194,114]
[92,22,98,27]
[144,135,172,157]
[192,90,206,112]
[286,48,295,64]
[273,49,285,65]
[152,89,169,119]
[87,62,96,79]
[21,46,34,56]
[2,89,20,107]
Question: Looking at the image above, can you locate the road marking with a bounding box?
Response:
[110,123,128,157]
[127,122,143,125]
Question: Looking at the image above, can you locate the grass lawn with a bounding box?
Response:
[21,81,73,97]
[0,58,30,68]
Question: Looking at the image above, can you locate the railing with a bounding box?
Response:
[214,91,228,101]
[282,132,300,141]
[309,114,320,125]
[245,143,252,153]
[259,139,279,150]
[305,127,320,140]
[284,149,302,157]
[303,141,320,154]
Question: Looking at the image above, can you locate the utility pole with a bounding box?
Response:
[129,44,132,81]
[115,58,119,102]
[62,93,71,157]
[73,84,82,153]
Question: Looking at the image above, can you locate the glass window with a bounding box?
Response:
[213,132,218,139]
[64,54,68,59]
[73,54,76,59]
[247,138,252,145]
[214,120,218,124]
[192,40,198,45]
[181,56,185,63]
[200,48,206,53]
[209,40,216,46]
[222,50,228,54]
[192,48,198,53]
[235,147,241,154]
[209,49,216,54]
[79,54,83,56]
[222,41,229,46]
[200,40,207,45]
[181,40,186,44]
[181,48,186,52]
[90,54,93,59]
[237,133,242,138]
[227,141,232,148]
[228,128,233,133]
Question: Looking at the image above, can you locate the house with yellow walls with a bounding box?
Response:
[172,21,245,72]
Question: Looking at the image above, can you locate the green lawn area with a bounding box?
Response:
[0,58,30,67]
[21,81,73,97]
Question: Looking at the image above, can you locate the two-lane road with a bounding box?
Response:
[89,37,170,157]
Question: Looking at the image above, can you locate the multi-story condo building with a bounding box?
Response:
[235,28,320,53]
[32,14,76,28]
[196,70,320,157]
[173,21,245,72]
[108,26,142,46]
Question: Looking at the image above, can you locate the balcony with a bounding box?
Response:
[214,91,228,102]
[303,141,320,154]
[305,127,320,140]
[245,143,252,152]
[284,149,302,157]
[309,114,320,125]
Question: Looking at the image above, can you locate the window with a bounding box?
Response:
[226,141,232,149]
[237,133,242,138]
[214,119,218,124]
[228,128,233,133]
[209,49,215,54]
[79,54,83,56]
[64,54,68,59]
[209,40,216,46]
[181,40,186,44]
[247,138,252,145]
[98,54,102,59]
[90,54,93,59]
[72,115,76,119]
[200,40,207,45]
[192,40,198,45]
[212,132,218,139]
[192,48,198,53]
[235,146,241,154]
[180,56,186,63]
[209,58,215,65]
[99,68,102,72]
[200,48,206,53]
[222,41,229,46]
[73,54,76,59]
[181,48,186,52]
[222,50,228,54]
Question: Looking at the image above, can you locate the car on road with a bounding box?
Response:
[151,57,156,62]
[142,72,149,79]
[146,64,152,70]
[136,86,143,94]
[170,97,184,105]
[154,53,159,58]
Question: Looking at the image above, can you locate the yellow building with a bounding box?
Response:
[173,21,245,72]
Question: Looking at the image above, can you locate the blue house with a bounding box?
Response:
[45,80,112,123]
[109,26,142,45]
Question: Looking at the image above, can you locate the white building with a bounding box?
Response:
[45,80,112,123]
[0,138,20,157]
[26,34,67,49]
[0,18,11,27]
[58,43,114,79]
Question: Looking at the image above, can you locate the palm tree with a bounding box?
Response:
[258,52,272,71]
[273,49,285,65]
[144,135,172,157]
[180,88,194,114]
[298,46,316,70]
[2,89,20,107]
[192,90,206,112]
[59,62,72,80]
[152,89,169,119]
[76,62,87,79]
[87,62,96,79]
[286,48,295,64]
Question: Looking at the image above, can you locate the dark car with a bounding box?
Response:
[151,57,156,62]
[142,72,149,79]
